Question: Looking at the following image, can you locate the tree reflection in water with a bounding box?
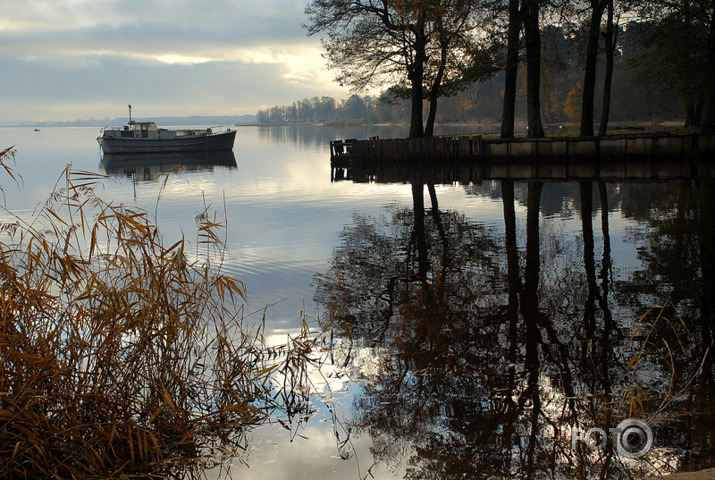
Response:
[314,174,714,479]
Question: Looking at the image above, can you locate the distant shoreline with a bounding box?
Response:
[1,119,687,135]
[0,114,258,129]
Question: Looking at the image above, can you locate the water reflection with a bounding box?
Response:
[315,167,714,478]
[100,150,237,181]
[6,126,714,477]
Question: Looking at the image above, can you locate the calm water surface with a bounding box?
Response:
[1,125,713,479]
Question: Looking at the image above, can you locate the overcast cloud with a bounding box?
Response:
[0,0,347,123]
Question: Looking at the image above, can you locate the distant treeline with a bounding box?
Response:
[257,22,682,127]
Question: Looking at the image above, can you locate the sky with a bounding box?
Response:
[0,0,349,124]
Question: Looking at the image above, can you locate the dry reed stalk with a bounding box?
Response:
[0,149,317,479]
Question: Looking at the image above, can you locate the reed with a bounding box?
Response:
[0,148,315,479]
[621,299,707,421]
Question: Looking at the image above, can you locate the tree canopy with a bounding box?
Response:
[304,0,495,137]
[631,1,712,127]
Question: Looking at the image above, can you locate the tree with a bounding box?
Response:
[304,0,427,137]
[423,0,498,136]
[500,0,522,138]
[523,0,545,137]
[630,1,713,129]
[579,0,609,137]
[304,0,488,138]
[498,0,545,138]
[598,0,618,136]
[341,94,368,119]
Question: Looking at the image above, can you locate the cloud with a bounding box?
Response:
[1,54,344,121]
[3,0,305,36]
[0,0,347,123]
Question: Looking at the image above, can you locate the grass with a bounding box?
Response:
[0,147,318,479]
[454,125,704,140]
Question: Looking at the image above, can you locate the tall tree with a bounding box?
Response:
[631,0,712,128]
[580,0,609,137]
[523,0,545,137]
[598,0,617,136]
[501,0,522,138]
[425,0,490,136]
[426,17,499,135]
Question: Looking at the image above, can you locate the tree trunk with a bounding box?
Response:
[408,21,428,139]
[425,42,448,138]
[580,0,606,137]
[501,0,521,138]
[523,0,544,138]
[702,0,715,132]
[598,0,615,137]
[409,71,425,138]
[424,93,437,137]
[424,95,438,138]
[686,104,696,128]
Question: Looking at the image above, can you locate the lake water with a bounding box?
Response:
[1,125,713,479]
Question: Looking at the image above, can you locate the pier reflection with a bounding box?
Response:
[331,154,715,183]
[315,168,714,478]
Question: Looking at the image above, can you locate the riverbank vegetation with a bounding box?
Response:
[0,147,318,478]
[289,0,715,138]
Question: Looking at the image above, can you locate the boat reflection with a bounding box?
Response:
[100,150,237,181]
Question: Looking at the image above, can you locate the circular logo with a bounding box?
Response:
[615,419,653,459]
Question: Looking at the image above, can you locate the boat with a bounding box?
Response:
[97,106,236,154]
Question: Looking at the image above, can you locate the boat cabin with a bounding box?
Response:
[122,122,158,138]
[100,122,206,141]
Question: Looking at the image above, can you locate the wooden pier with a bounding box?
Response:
[330,134,715,182]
